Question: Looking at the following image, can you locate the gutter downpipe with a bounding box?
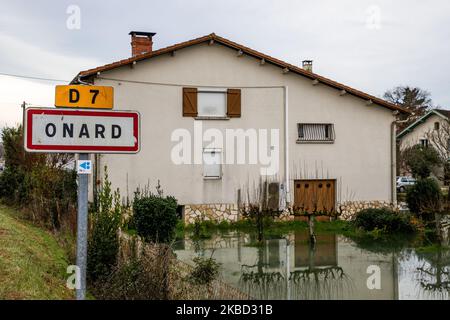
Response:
[391,115,410,206]
[284,86,291,206]
[391,120,397,206]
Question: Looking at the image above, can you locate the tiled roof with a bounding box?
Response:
[73,33,409,114]
[397,108,450,139]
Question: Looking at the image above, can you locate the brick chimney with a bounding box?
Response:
[129,31,156,57]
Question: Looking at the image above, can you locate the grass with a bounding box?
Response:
[0,204,73,300]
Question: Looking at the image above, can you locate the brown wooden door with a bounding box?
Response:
[293,179,335,214]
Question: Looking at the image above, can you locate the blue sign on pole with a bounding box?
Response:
[77,160,92,174]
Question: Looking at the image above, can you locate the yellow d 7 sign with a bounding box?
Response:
[55,85,114,109]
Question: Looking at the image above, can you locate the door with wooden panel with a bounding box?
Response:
[294,179,336,214]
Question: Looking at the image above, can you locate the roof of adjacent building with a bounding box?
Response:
[397,108,450,139]
[72,33,409,114]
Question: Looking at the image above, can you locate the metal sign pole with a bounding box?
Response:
[76,153,89,300]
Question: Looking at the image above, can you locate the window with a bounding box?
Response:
[297,123,335,143]
[198,91,226,117]
[435,122,440,130]
[183,87,241,118]
[419,139,429,147]
[203,148,222,179]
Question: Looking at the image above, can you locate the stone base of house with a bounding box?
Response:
[183,201,400,224]
[338,201,400,221]
[184,204,239,224]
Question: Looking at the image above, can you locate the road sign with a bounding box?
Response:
[55,85,114,109]
[24,107,140,153]
[77,160,92,174]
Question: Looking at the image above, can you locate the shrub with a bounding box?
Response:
[0,126,77,230]
[401,144,441,179]
[94,247,172,300]
[406,178,442,217]
[353,208,416,234]
[133,192,178,243]
[87,167,123,282]
[189,256,221,286]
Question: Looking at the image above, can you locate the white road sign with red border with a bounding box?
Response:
[24,108,140,153]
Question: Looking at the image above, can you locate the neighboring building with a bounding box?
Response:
[396,108,450,181]
[72,32,409,222]
[397,108,450,151]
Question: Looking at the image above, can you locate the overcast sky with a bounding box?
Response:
[1,0,449,129]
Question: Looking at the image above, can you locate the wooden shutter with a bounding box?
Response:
[227,88,241,118]
[183,87,197,117]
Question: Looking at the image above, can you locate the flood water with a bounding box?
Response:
[173,230,450,300]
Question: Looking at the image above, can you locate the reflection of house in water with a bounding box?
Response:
[294,232,337,268]
[173,232,399,300]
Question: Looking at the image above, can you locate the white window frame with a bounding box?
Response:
[203,148,222,179]
[197,88,227,119]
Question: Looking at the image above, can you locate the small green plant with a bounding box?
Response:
[87,166,123,282]
[133,185,178,243]
[353,208,416,234]
[406,178,442,218]
[189,256,221,286]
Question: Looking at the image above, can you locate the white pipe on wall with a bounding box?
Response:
[284,86,291,205]
[391,121,397,205]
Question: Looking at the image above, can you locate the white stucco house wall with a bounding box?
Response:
[72,32,409,222]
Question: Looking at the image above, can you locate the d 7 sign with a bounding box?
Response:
[24,108,140,153]
[55,85,114,109]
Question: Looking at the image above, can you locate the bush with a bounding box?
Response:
[94,248,171,300]
[87,167,123,282]
[406,178,442,217]
[401,144,441,179]
[353,208,416,234]
[0,126,77,230]
[189,256,221,286]
[133,192,178,243]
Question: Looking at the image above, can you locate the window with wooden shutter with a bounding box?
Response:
[227,89,241,118]
[183,87,198,117]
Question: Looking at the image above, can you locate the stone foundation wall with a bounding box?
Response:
[184,201,399,224]
[338,201,400,221]
[184,204,239,224]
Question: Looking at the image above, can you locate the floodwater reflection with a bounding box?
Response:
[173,230,450,300]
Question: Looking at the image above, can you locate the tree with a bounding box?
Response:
[400,144,441,179]
[384,86,432,129]
[424,118,450,184]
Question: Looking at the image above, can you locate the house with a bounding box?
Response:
[397,108,450,151]
[396,108,450,180]
[72,32,409,222]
